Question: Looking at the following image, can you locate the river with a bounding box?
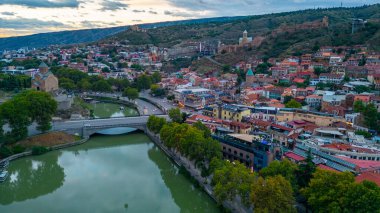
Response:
[0,134,221,212]
[0,103,220,213]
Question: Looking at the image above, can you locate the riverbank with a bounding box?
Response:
[14,132,80,148]
[0,132,88,163]
[146,130,248,213]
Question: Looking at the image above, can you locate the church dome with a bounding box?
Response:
[39,62,48,68]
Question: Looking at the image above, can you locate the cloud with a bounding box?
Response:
[1,12,15,16]
[166,0,379,16]
[132,9,145,13]
[0,0,80,8]
[80,20,120,28]
[100,0,129,11]
[0,17,65,29]
[164,10,201,18]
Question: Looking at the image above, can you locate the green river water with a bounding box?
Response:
[0,103,220,213]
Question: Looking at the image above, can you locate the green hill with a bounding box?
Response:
[105,4,380,59]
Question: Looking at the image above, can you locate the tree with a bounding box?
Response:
[354,100,365,113]
[123,87,139,101]
[343,75,350,82]
[260,159,299,191]
[354,85,371,94]
[313,67,327,76]
[92,79,112,92]
[251,176,296,213]
[78,79,92,91]
[59,77,77,91]
[168,108,183,123]
[101,67,110,73]
[212,160,255,206]
[136,74,152,90]
[222,65,231,73]
[193,121,211,138]
[355,130,372,139]
[0,91,57,142]
[151,72,161,83]
[147,115,167,134]
[296,152,316,188]
[131,64,143,71]
[283,95,293,104]
[302,170,380,213]
[256,62,272,74]
[363,103,379,131]
[19,91,57,132]
[150,84,165,97]
[285,99,302,109]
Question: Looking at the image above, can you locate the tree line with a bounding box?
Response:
[0,74,31,91]
[147,113,380,212]
[51,67,161,95]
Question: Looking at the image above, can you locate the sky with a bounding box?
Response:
[0,0,378,38]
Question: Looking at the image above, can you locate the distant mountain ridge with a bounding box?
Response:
[0,16,246,50]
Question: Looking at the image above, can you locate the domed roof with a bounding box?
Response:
[39,62,48,68]
[246,68,254,76]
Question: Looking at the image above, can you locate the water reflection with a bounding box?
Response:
[86,102,139,118]
[0,152,65,205]
[148,147,220,213]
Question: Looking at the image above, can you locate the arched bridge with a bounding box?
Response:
[51,115,169,137]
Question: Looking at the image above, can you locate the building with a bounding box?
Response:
[239,30,253,46]
[246,68,255,84]
[213,133,280,170]
[213,104,251,122]
[276,108,345,127]
[32,62,59,92]
[306,94,322,108]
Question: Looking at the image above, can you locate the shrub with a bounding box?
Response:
[0,146,13,158]
[31,146,49,155]
[12,145,26,154]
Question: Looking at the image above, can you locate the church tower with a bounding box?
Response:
[38,62,49,74]
[246,68,255,84]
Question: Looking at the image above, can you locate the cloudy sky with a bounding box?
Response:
[0,0,378,38]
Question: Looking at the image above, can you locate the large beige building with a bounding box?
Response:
[276,109,345,127]
[32,62,59,92]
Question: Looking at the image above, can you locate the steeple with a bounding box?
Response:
[39,62,49,74]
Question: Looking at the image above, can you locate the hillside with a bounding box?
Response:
[105,4,380,59]
[0,17,245,50]
[0,26,129,50]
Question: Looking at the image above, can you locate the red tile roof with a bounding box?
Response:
[271,123,292,132]
[336,156,380,170]
[356,172,380,186]
[284,152,305,162]
[318,164,339,172]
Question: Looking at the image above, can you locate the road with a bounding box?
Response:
[139,90,176,112]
